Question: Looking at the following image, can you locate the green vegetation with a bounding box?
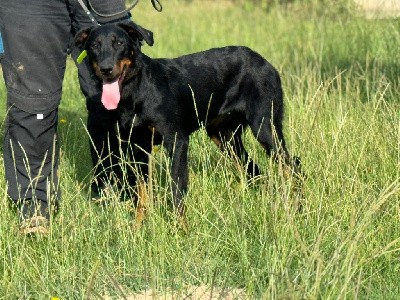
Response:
[0,0,399,298]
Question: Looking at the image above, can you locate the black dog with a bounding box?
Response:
[75,22,302,216]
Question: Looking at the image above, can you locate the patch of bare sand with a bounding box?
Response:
[354,0,400,18]
[103,285,247,299]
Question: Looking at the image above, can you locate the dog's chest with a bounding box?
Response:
[118,97,143,127]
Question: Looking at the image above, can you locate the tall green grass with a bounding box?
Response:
[0,0,399,298]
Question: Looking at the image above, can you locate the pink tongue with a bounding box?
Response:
[101,80,120,110]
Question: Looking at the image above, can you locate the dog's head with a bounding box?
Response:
[75,22,153,110]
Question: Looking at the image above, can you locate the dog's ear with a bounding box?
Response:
[74,27,94,49]
[119,22,154,47]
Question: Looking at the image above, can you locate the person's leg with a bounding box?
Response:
[3,106,60,234]
[3,106,60,215]
[0,0,71,230]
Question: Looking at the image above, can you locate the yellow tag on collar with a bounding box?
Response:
[77,50,87,64]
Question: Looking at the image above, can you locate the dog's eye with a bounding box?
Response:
[91,43,99,49]
[116,41,124,47]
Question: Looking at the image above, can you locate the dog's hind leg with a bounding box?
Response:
[250,115,303,184]
[207,124,261,178]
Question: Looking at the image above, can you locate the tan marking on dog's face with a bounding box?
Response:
[92,61,100,74]
[119,58,132,70]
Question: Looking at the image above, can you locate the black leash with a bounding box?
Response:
[77,0,100,25]
[81,0,162,23]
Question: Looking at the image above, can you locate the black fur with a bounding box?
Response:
[75,22,302,216]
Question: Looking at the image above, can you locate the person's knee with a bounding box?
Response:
[6,105,58,156]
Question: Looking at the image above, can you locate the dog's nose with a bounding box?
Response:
[100,66,113,76]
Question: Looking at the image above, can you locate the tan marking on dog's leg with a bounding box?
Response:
[134,181,148,229]
[211,135,222,149]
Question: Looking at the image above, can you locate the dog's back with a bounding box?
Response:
[140,46,283,134]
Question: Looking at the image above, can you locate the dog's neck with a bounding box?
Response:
[118,52,155,109]
[123,51,146,82]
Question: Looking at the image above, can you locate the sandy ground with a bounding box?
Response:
[354,0,400,17]
[102,285,246,300]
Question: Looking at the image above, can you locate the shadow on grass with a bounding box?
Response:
[58,107,93,189]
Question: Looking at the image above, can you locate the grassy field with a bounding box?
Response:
[0,0,399,299]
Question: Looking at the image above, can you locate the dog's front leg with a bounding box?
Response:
[164,134,189,216]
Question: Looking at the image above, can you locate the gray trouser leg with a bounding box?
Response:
[3,105,60,206]
[0,1,70,209]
